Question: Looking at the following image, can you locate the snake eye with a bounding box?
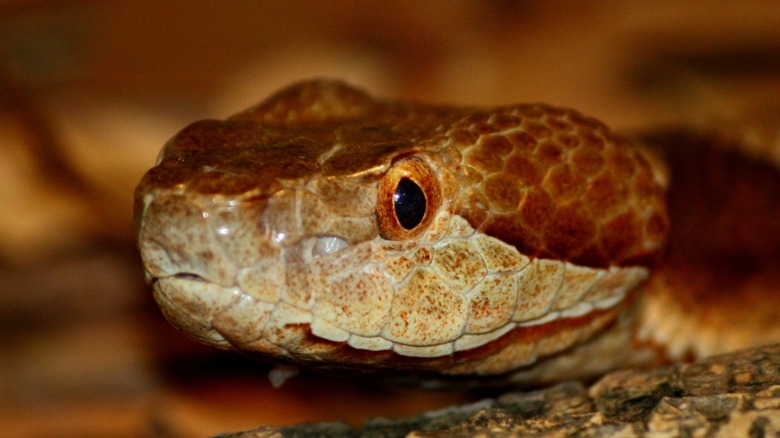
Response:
[394,178,426,229]
[377,158,441,240]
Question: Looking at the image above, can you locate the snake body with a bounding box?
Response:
[135,80,779,381]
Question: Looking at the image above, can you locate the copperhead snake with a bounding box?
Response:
[134,80,780,385]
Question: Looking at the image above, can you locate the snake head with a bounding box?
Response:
[134,80,668,378]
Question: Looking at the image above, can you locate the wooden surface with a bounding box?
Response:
[225,344,780,437]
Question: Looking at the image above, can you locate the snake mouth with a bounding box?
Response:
[145,271,208,287]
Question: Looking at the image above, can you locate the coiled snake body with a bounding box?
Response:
[135,80,780,383]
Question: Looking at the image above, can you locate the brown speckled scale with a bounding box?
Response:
[141,81,667,265]
[134,80,779,381]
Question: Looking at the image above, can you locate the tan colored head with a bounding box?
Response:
[135,80,667,376]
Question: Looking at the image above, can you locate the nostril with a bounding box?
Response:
[173,273,207,281]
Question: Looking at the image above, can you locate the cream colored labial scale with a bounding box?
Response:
[195,212,648,365]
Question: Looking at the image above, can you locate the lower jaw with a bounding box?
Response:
[238,300,629,380]
[152,274,633,379]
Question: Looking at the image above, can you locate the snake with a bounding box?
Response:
[134,79,780,384]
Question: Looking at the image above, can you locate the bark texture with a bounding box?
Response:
[219,343,780,437]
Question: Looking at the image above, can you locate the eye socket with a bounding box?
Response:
[377,158,441,240]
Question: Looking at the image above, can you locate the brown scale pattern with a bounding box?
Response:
[448,105,667,267]
[138,79,668,269]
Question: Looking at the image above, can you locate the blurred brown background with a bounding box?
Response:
[1,1,779,436]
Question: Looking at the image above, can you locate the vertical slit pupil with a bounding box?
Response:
[394,178,426,230]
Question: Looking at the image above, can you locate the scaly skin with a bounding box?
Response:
[134,80,777,381]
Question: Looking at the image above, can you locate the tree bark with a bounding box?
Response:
[219,343,780,437]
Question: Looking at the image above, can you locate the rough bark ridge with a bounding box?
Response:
[220,343,780,437]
